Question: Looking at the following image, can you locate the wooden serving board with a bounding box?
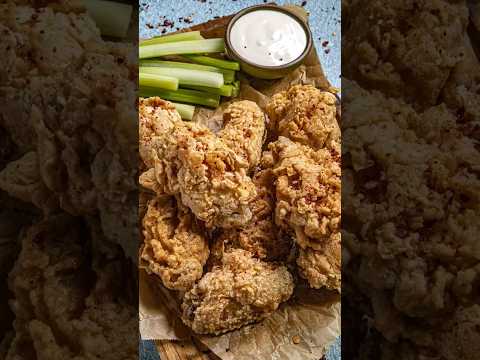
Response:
[156,339,221,360]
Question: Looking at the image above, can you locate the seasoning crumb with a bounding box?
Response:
[292,335,301,344]
[325,48,331,54]
[332,32,336,36]
[146,23,154,29]
[322,40,329,47]
[301,1,307,6]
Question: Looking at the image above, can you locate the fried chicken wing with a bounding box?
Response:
[268,137,341,290]
[6,215,137,360]
[139,97,180,169]
[141,196,209,291]
[181,249,294,335]
[139,98,258,228]
[139,98,181,196]
[174,122,257,228]
[297,237,341,291]
[212,158,292,262]
[266,85,339,150]
[219,100,266,170]
[343,0,469,107]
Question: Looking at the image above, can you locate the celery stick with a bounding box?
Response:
[140,60,235,83]
[232,80,240,97]
[183,55,240,71]
[139,39,225,59]
[84,0,132,38]
[182,84,233,97]
[140,66,224,88]
[140,31,203,46]
[139,87,220,108]
[139,73,178,91]
[172,102,195,121]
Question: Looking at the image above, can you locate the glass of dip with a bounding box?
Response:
[225,5,313,79]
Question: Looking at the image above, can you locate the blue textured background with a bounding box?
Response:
[139,0,341,358]
[139,0,341,88]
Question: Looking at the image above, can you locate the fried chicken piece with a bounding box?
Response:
[173,121,257,228]
[219,100,266,170]
[0,2,138,259]
[270,137,341,249]
[297,237,341,291]
[141,197,209,291]
[181,249,294,335]
[212,158,292,262]
[267,137,341,290]
[139,98,257,228]
[343,80,480,358]
[266,85,339,150]
[139,97,181,169]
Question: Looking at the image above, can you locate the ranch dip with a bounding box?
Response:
[229,9,308,67]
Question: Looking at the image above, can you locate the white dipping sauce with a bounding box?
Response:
[229,10,307,67]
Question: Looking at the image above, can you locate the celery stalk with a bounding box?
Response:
[140,66,224,88]
[139,87,220,108]
[182,55,240,71]
[140,60,235,83]
[139,39,225,59]
[172,102,195,121]
[182,84,233,97]
[140,31,203,46]
[139,73,178,91]
[84,0,132,38]
[232,81,240,97]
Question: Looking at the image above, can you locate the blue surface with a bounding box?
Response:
[139,1,341,359]
[140,0,341,88]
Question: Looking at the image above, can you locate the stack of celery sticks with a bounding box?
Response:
[139,31,241,120]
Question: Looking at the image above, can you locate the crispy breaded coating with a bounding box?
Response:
[6,216,137,360]
[219,100,266,170]
[139,98,181,196]
[267,137,341,290]
[139,99,258,228]
[139,97,180,169]
[141,197,209,291]
[181,249,294,335]
[174,122,257,228]
[270,137,341,249]
[343,79,480,357]
[343,0,469,107]
[266,85,339,150]
[297,236,341,291]
[212,159,292,262]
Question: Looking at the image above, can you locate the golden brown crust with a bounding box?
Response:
[141,197,209,291]
[219,100,266,170]
[267,137,341,290]
[266,85,339,150]
[181,249,294,335]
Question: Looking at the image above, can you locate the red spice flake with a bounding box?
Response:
[322,40,329,47]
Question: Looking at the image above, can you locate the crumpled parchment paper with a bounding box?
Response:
[139,5,341,360]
